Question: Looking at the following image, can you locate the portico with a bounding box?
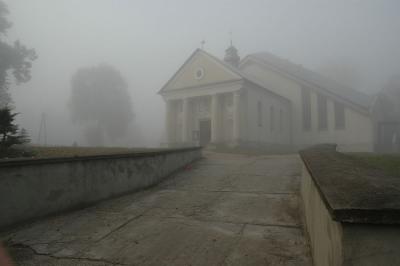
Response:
[164,90,242,147]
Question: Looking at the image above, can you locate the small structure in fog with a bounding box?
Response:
[159,45,395,152]
[371,76,400,153]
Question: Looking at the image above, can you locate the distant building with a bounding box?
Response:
[371,76,400,153]
[158,46,396,152]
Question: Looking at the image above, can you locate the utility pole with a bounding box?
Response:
[37,112,47,146]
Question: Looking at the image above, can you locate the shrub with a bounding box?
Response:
[0,107,30,157]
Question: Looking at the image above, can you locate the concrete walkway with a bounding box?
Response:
[3,152,312,265]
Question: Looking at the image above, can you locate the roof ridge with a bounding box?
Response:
[244,52,372,110]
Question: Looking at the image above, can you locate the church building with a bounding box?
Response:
[159,45,391,152]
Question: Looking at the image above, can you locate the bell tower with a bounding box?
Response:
[224,45,240,68]
[224,33,240,68]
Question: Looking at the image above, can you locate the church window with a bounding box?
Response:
[194,67,205,80]
[270,106,275,132]
[318,94,328,130]
[302,87,311,131]
[177,101,183,113]
[257,101,262,127]
[334,102,345,129]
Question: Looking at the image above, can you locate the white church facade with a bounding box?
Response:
[159,46,378,152]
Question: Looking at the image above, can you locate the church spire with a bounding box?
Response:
[224,32,240,67]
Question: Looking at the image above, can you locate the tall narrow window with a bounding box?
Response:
[317,94,328,130]
[177,101,183,113]
[270,106,275,132]
[226,94,233,107]
[257,101,262,127]
[302,87,311,131]
[334,102,345,129]
[280,109,284,133]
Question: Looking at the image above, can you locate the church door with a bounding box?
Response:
[199,120,211,146]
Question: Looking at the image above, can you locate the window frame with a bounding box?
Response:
[270,105,275,132]
[334,101,346,130]
[302,87,312,131]
[317,94,328,131]
[257,101,263,127]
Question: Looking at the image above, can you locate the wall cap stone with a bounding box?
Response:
[0,147,202,168]
[300,144,400,225]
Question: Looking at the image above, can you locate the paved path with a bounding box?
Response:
[3,152,311,265]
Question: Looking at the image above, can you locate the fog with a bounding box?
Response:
[3,0,400,147]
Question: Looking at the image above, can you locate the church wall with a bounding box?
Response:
[339,108,374,152]
[240,62,374,152]
[242,84,291,148]
[241,63,305,147]
[307,91,373,152]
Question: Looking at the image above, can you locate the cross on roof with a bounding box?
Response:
[200,40,206,49]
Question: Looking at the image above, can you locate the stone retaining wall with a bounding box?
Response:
[300,144,400,266]
[301,164,343,266]
[0,147,201,230]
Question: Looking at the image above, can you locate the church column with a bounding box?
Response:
[182,98,190,144]
[211,94,220,143]
[165,99,174,146]
[233,91,241,143]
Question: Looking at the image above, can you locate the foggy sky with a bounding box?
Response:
[3,0,400,146]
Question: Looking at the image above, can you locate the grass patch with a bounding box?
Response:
[347,153,400,177]
[22,146,156,159]
[211,144,293,156]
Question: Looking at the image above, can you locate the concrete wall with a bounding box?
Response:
[301,162,343,266]
[301,160,400,266]
[240,62,374,152]
[341,224,400,265]
[0,148,202,230]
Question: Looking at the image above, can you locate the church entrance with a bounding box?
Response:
[199,120,211,146]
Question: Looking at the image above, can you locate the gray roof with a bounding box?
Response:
[203,50,291,102]
[245,52,372,110]
[373,88,400,122]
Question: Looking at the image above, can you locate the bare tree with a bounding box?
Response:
[0,0,37,107]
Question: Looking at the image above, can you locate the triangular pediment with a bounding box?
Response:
[160,49,243,93]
